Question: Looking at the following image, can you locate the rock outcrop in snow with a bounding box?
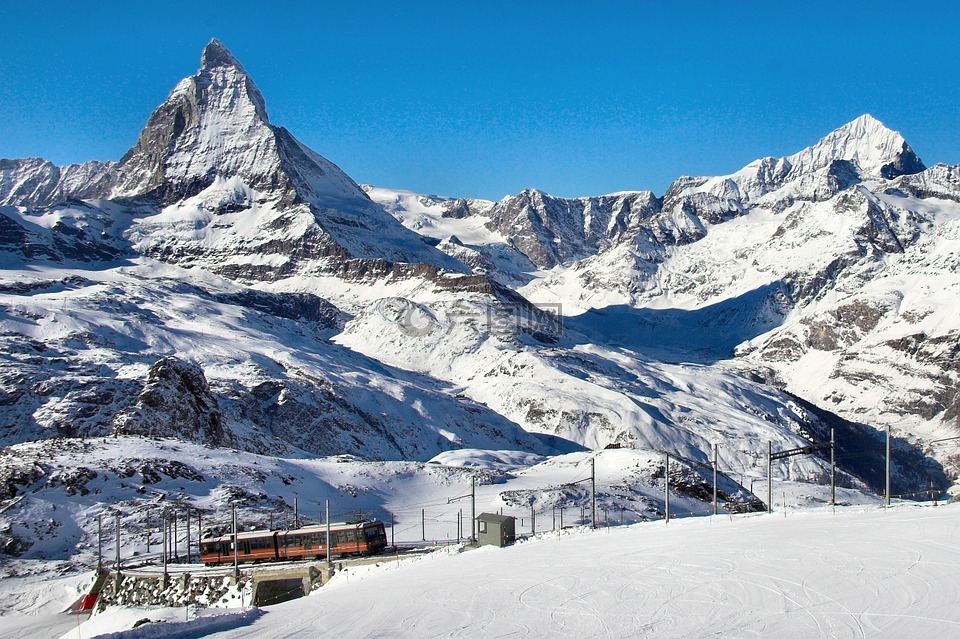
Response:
[112,357,227,445]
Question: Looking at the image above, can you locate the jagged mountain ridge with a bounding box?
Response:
[374,113,927,277]
[373,114,960,453]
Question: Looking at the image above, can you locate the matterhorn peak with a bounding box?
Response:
[200,38,242,70]
[787,114,925,180]
[111,38,276,201]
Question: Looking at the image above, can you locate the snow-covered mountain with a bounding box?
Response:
[0,40,954,572]
[372,114,958,456]
[1,39,465,283]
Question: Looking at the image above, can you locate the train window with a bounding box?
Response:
[364,526,379,540]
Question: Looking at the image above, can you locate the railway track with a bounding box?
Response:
[116,542,457,578]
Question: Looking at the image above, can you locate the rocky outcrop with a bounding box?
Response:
[113,357,226,446]
[889,163,960,203]
[214,290,345,328]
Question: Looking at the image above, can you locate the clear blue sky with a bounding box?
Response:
[1,1,958,200]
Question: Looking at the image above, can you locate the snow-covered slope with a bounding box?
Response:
[68,504,953,639]
[0,262,552,460]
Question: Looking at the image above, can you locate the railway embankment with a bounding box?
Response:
[92,562,334,610]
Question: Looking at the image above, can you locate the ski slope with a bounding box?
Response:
[55,503,960,639]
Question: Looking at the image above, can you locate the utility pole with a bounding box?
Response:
[186,509,191,564]
[767,442,773,514]
[830,428,836,509]
[664,453,670,524]
[885,425,891,508]
[232,503,239,582]
[590,456,597,529]
[421,508,425,542]
[531,503,535,535]
[173,510,178,561]
[325,500,331,565]
[390,512,395,547]
[97,514,103,573]
[294,497,299,528]
[713,445,719,516]
[162,513,168,577]
[145,513,150,554]
[160,512,170,583]
[115,512,121,574]
[447,477,477,543]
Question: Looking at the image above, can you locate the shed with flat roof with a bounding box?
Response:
[476,513,515,547]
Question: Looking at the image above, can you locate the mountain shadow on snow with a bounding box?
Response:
[564,283,790,363]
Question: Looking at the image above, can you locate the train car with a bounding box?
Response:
[200,519,388,566]
[200,529,278,565]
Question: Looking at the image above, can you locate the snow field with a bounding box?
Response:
[55,502,960,639]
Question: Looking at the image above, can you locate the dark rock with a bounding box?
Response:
[215,290,344,329]
[113,357,226,446]
[880,142,926,179]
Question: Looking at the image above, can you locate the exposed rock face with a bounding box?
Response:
[214,290,345,328]
[0,158,115,208]
[480,189,660,268]
[889,163,960,203]
[113,357,226,446]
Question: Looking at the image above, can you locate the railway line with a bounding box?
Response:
[115,540,454,578]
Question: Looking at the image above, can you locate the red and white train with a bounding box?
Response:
[200,519,388,565]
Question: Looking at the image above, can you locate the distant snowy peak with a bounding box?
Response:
[653,115,927,239]
[0,158,115,208]
[785,114,924,180]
